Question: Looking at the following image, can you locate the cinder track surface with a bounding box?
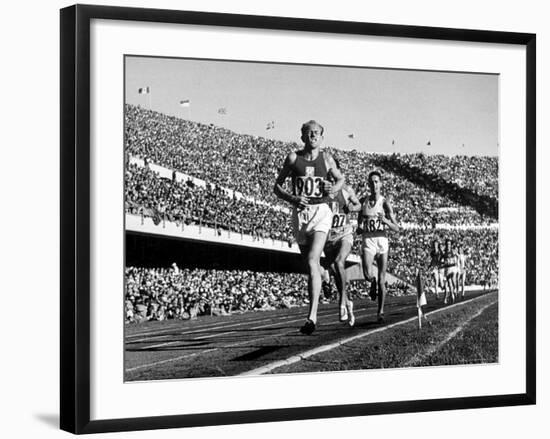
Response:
[125,289,497,381]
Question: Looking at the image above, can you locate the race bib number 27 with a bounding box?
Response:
[331,213,346,229]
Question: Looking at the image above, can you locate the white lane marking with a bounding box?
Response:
[126,328,297,373]
[125,349,218,372]
[127,312,297,339]
[131,306,378,350]
[128,311,311,343]
[127,307,338,342]
[128,320,242,339]
[239,292,498,376]
[199,331,237,340]
[129,320,268,344]
[403,299,497,367]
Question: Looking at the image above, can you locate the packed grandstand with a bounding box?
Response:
[124,105,498,323]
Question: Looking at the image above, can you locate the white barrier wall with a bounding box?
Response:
[126,213,302,254]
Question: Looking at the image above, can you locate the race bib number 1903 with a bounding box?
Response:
[294,176,323,197]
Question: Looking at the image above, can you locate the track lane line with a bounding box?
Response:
[128,305,377,349]
[127,309,316,343]
[403,299,497,367]
[127,306,339,341]
[131,308,372,350]
[126,311,303,339]
[126,328,298,373]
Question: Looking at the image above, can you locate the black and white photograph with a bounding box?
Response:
[123,56,500,381]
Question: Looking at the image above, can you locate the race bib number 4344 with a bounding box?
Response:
[294,176,324,197]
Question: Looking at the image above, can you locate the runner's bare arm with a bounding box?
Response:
[380,198,400,232]
[355,196,367,234]
[344,186,362,212]
[274,152,308,208]
[323,152,345,196]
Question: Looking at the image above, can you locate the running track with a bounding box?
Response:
[125,290,494,381]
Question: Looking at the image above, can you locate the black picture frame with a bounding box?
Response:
[60,4,536,434]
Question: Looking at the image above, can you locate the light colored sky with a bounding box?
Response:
[125,56,498,157]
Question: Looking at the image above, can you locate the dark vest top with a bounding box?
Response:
[290,151,331,204]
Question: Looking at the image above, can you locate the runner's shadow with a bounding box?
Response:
[231,346,289,361]
[352,321,384,330]
[227,327,296,332]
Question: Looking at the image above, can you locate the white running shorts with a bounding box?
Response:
[445,266,459,277]
[361,236,389,257]
[292,203,333,246]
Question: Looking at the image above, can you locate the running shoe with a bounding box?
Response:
[299,319,316,335]
[369,279,378,301]
[339,306,348,322]
[377,313,385,324]
[347,301,355,327]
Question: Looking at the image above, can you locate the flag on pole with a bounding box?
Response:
[218,107,227,115]
[179,100,191,107]
[138,87,150,94]
[416,271,427,308]
[348,133,355,139]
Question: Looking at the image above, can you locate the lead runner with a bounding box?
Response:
[274,120,344,335]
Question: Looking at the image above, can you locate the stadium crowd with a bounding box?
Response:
[325,147,496,226]
[391,152,498,200]
[125,105,289,207]
[125,266,309,323]
[125,163,293,242]
[372,153,498,218]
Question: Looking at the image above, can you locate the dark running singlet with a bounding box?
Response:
[442,249,457,268]
[291,151,332,205]
[430,249,443,269]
